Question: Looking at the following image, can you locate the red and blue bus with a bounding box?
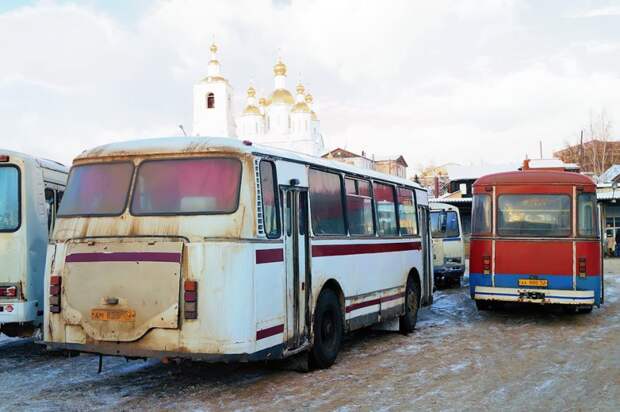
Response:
[469,163,602,313]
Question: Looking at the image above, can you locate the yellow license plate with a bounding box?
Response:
[518,279,548,287]
[91,309,136,322]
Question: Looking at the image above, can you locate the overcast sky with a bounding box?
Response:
[1,0,619,172]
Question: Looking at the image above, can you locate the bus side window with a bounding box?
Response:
[398,187,417,236]
[308,169,346,236]
[45,188,55,232]
[374,182,398,236]
[259,161,280,239]
[345,177,374,236]
[56,190,64,210]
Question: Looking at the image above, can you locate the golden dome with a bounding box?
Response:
[291,101,311,113]
[305,93,313,104]
[258,97,266,106]
[243,105,261,115]
[270,88,294,105]
[311,111,318,121]
[210,43,218,53]
[247,86,256,97]
[273,59,287,76]
[296,83,305,94]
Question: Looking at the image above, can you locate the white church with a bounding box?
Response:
[192,43,325,157]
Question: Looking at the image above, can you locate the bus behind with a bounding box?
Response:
[469,163,602,312]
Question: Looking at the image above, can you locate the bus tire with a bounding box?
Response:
[577,305,593,314]
[399,276,419,335]
[475,300,491,311]
[309,288,343,369]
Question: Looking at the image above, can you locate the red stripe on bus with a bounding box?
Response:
[65,252,181,263]
[313,241,421,258]
[345,292,405,313]
[256,249,284,264]
[256,324,284,340]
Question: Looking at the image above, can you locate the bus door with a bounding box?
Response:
[418,205,433,300]
[282,187,310,349]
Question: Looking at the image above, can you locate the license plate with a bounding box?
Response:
[518,279,548,287]
[91,309,136,322]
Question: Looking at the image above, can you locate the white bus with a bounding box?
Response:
[44,137,432,368]
[430,203,465,288]
[1,150,68,337]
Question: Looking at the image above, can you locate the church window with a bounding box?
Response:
[207,93,215,109]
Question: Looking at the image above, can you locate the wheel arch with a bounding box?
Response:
[315,278,346,322]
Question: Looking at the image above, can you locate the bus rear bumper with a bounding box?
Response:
[0,301,39,325]
[474,286,595,305]
[42,341,285,363]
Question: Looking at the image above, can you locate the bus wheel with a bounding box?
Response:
[310,289,343,369]
[475,300,491,311]
[577,305,593,314]
[399,277,419,335]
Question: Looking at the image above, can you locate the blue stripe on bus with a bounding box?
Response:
[474,291,594,300]
[442,237,461,242]
[469,273,601,305]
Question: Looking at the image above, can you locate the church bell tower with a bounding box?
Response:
[192,43,236,137]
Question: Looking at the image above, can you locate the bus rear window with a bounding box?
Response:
[578,193,598,237]
[0,166,20,231]
[131,158,242,215]
[497,194,570,237]
[471,194,491,235]
[58,162,133,217]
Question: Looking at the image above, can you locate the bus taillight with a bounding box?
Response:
[5,286,17,298]
[184,280,198,320]
[578,258,587,278]
[483,256,491,275]
[49,275,62,313]
[0,286,17,298]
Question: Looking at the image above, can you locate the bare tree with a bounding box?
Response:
[587,109,612,175]
[555,109,615,175]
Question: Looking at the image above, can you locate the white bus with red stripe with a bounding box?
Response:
[43,137,432,368]
[0,150,67,337]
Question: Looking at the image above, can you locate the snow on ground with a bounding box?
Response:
[1,264,619,411]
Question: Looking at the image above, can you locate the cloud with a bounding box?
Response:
[570,6,620,18]
[0,0,618,172]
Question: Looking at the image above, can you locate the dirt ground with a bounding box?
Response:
[1,261,619,411]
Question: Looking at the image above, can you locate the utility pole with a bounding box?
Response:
[579,129,584,167]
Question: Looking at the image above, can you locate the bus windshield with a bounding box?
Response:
[0,166,20,231]
[497,194,570,237]
[58,162,134,217]
[431,210,459,238]
[131,158,242,215]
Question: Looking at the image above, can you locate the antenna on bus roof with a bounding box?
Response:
[179,125,187,137]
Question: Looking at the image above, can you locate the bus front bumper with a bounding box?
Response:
[474,286,595,305]
[434,264,465,279]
